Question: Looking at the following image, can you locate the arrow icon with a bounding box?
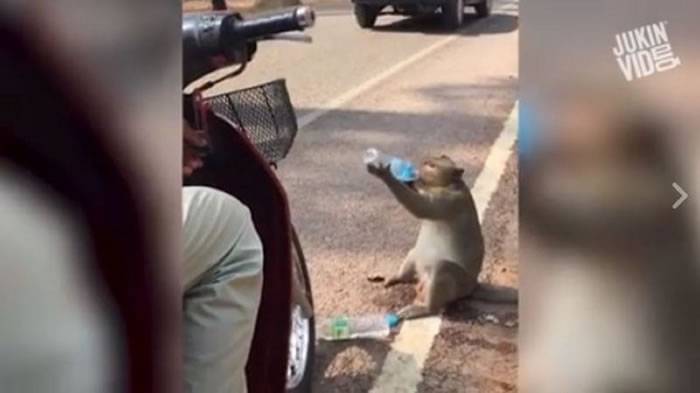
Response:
[672,182,687,209]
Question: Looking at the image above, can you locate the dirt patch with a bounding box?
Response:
[313,339,391,393]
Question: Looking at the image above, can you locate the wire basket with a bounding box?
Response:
[205,79,298,164]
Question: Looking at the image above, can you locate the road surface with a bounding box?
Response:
[207,1,519,391]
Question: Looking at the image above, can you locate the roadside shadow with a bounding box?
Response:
[415,298,517,392]
[444,296,518,327]
[312,338,392,392]
[371,11,518,36]
[370,281,518,328]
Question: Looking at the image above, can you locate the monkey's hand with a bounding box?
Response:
[367,162,392,181]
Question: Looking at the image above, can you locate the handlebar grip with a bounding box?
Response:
[182,7,315,86]
[226,6,315,41]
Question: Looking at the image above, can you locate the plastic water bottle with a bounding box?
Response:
[318,313,400,341]
[363,148,418,182]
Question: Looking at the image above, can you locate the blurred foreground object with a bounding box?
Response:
[0,163,115,393]
[521,0,700,390]
[0,1,180,392]
[520,84,700,393]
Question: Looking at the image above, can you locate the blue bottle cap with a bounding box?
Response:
[385,313,400,328]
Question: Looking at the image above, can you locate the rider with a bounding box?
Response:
[182,120,264,393]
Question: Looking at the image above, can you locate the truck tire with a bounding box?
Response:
[441,0,463,30]
[354,4,381,28]
[474,0,491,18]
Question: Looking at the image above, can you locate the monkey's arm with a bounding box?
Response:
[382,175,456,219]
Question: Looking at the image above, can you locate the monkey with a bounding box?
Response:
[368,154,516,320]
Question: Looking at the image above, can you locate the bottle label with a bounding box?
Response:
[330,317,350,339]
[389,158,418,182]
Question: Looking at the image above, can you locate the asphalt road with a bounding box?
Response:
[208,1,519,391]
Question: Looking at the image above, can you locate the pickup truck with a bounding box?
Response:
[352,0,491,30]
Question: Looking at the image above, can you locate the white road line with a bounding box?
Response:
[369,317,443,393]
[298,26,471,129]
[370,101,518,393]
[298,0,516,130]
[472,101,518,220]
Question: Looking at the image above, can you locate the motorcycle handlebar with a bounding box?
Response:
[230,7,315,42]
[183,6,314,58]
[183,6,314,87]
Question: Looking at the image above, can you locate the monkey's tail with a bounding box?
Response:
[471,283,518,304]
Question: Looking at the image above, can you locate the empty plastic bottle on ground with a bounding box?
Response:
[318,313,400,341]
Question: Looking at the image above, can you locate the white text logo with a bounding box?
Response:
[613,21,681,81]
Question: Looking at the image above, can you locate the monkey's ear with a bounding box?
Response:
[453,168,464,179]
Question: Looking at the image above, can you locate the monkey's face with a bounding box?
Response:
[419,155,464,187]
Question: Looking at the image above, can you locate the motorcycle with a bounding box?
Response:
[182,4,316,393]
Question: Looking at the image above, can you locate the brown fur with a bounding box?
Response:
[369,154,514,320]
